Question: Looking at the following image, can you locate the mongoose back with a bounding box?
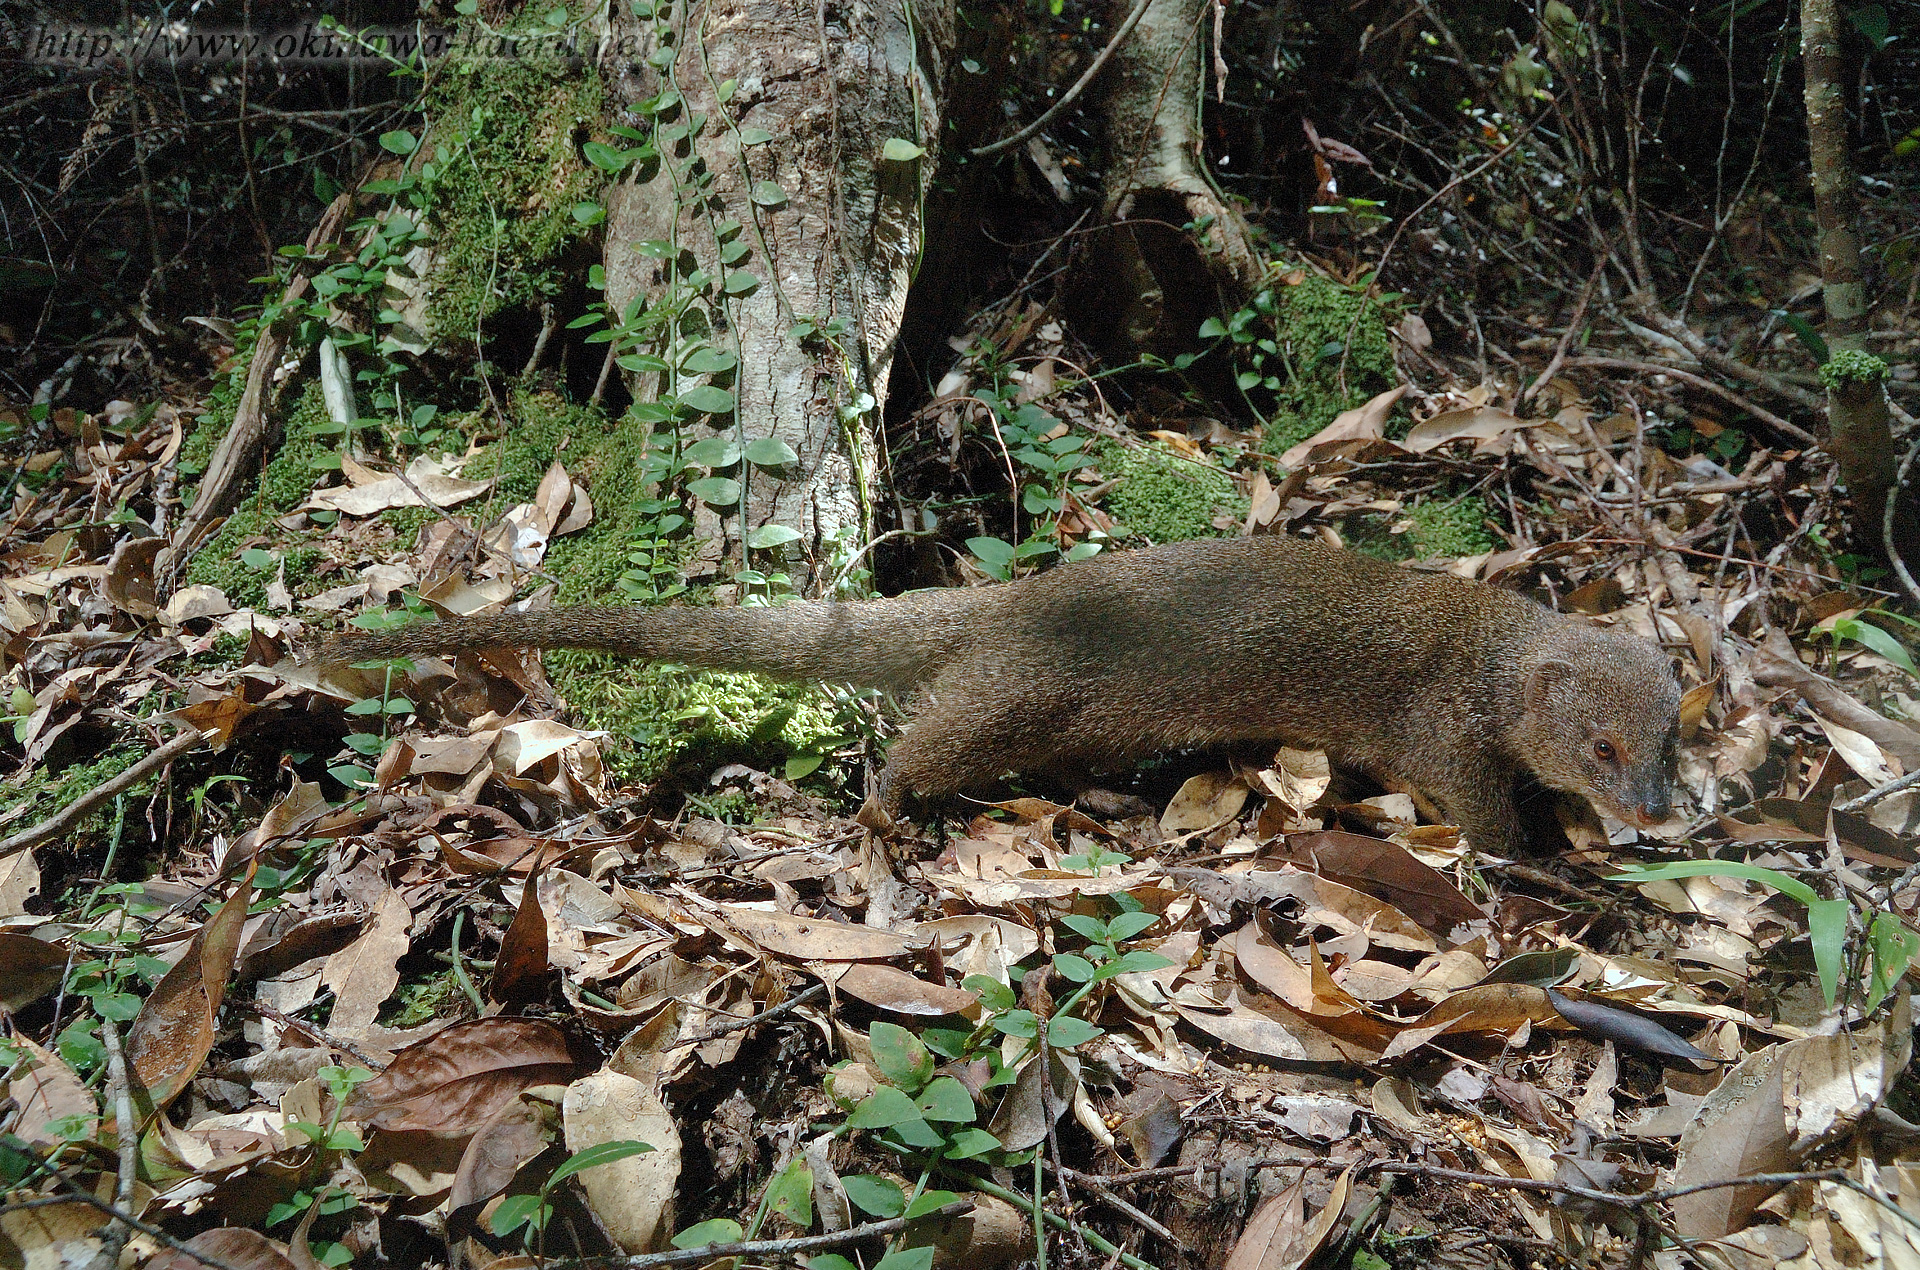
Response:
[322,536,1681,852]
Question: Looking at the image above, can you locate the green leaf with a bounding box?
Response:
[686,477,741,506]
[1840,618,1919,677]
[1045,1014,1102,1048]
[549,1139,653,1187]
[886,1116,947,1150]
[882,138,926,161]
[572,201,606,225]
[967,536,1015,570]
[683,437,741,468]
[1105,911,1161,942]
[1094,950,1175,980]
[716,77,739,102]
[869,1021,934,1091]
[873,1247,936,1270]
[680,385,737,415]
[672,1218,745,1249]
[842,1175,905,1218]
[1058,914,1107,943]
[737,128,774,146]
[582,141,633,172]
[744,437,799,466]
[846,1086,922,1129]
[763,1158,813,1226]
[489,1193,547,1237]
[1807,896,1849,1008]
[750,180,789,207]
[1771,309,1831,364]
[903,1190,963,1219]
[914,1076,976,1123]
[943,1126,1001,1159]
[635,239,677,259]
[990,1009,1037,1038]
[682,348,739,374]
[962,974,1015,1011]
[378,130,418,155]
[1198,316,1228,339]
[723,271,761,296]
[1051,952,1097,983]
[1611,860,1822,908]
[785,753,824,780]
[747,524,804,549]
[240,548,275,570]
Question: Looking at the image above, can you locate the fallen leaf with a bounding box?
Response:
[129,869,253,1109]
[148,1228,298,1270]
[322,887,411,1037]
[1160,771,1250,834]
[1278,385,1408,468]
[0,932,67,1010]
[562,1069,682,1253]
[346,1018,582,1133]
[491,870,553,1009]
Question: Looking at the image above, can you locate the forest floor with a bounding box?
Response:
[4,251,1920,1270]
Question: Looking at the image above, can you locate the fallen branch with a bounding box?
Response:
[1564,357,1817,447]
[0,726,208,861]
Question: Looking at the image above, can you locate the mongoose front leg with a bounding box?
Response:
[857,688,1084,831]
[1421,764,1526,857]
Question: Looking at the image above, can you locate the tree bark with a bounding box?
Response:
[602,0,952,589]
[1801,0,1898,555]
[1084,0,1259,356]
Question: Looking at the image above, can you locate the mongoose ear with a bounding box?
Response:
[1525,659,1574,713]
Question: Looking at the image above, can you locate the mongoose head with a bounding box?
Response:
[1515,627,1682,830]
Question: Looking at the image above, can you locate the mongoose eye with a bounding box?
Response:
[1594,740,1618,763]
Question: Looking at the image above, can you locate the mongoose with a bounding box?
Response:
[322,536,1681,853]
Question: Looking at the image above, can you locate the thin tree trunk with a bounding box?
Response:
[1802,0,1897,555]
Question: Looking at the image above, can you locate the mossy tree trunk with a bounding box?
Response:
[1801,0,1900,560]
[601,0,953,589]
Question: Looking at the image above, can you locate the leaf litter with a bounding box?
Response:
[3,339,1920,1270]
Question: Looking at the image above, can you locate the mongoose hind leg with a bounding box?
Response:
[862,688,1090,828]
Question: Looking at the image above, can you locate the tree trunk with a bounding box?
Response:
[601,0,952,589]
[1084,0,1259,356]
[1801,0,1899,558]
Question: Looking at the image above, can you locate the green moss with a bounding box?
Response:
[1258,272,1399,457]
[185,382,335,609]
[550,656,846,787]
[379,969,465,1028]
[420,19,606,342]
[1344,494,1497,562]
[1820,350,1890,388]
[1096,441,1248,543]
[0,744,147,839]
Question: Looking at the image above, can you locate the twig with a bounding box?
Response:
[1047,1163,1185,1250]
[0,1195,247,1270]
[234,1000,387,1069]
[545,1200,975,1268]
[85,1020,138,1270]
[1883,432,1920,608]
[943,1170,1160,1270]
[1835,767,1920,815]
[971,0,1155,158]
[1562,357,1818,447]
[666,982,827,1050]
[1521,256,1608,406]
[0,726,207,860]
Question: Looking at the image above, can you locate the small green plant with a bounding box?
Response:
[960,382,1104,580]
[490,1139,655,1252]
[1612,860,1918,1009]
[1819,610,1920,681]
[1058,840,1131,876]
[4,687,36,744]
[60,883,172,1072]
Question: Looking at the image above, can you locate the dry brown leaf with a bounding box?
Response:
[346,1018,582,1133]
[1277,385,1408,468]
[0,932,67,1010]
[1276,831,1486,935]
[3,1036,96,1145]
[1221,1176,1307,1270]
[562,1069,682,1253]
[713,905,920,961]
[321,887,410,1037]
[1670,1044,1790,1239]
[448,1091,559,1232]
[830,963,979,1017]
[148,1228,298,1270]
[1379,983,1560,1060]
[128,869,253,1109]
[1401,405,1539,454]
[491,869,553,1008]
[1160,771,1250,835]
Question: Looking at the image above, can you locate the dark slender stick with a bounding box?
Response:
[544,1200,974,1268]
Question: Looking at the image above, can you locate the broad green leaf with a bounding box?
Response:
[750,180,788,207]
[686,477,741,506]
[763,1157,813,1226]
[489,1193,547,1237]
[869,1020,934,1091]
[885,1115,946,1150]
[962,975,1015,1011]
[1093,950,1175,980]
[1807,896,1849,1008]
[747,524,803,549]
[882,138,926,161]
[1611,861,1821,908]
[1052,953,1097,983]
[723,271,761,295]
[873,1247,935,1270]
[842,1175,905,1218]
[582,141,633,171]
[1058,914,1107,943]
[683,437,740,468]
[846,1085,921,1129]
[1045,1014,1102,1048]
[903,1190,963,1219]
[682,348,739,374]
[378,130,418,155]
[1106,911,1161,942]
[737,128,774,146]
[672,1218,744,1249]
[745,436,799,466]
[680,385,737,415]
[914,1076,976,1124]
[943,1126,1000,1159]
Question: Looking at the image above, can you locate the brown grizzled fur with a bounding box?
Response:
[321,536,1681,851]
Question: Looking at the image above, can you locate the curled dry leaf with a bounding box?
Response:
[561,1069,682,1253]
[148,1227,299,1270]
[3,1036,96,1145]
[346,1018,582,1133]
[0,932,68,1010]
[321,886,410,1037]
[491,869,553,1008]
[830,963,979,1017]
[128,869,253,1109]
[448,1091,559,1234]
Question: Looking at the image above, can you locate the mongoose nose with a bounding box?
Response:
[1635,801,1670,827]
